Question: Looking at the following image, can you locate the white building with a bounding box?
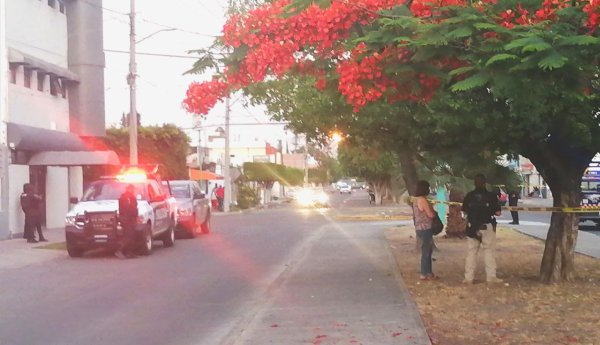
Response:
[0,0,118,239]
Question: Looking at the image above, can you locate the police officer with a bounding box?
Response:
[20,183,46,243]
[508,191,519,225]
[461,174,502,284]
[117,184,138,259]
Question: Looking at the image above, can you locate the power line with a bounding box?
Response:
[105,49,199,59]
[78,0,219,38]
[180,122,288,130]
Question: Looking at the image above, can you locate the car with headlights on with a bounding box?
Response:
[65,168,176,258]
[162,180,211,238]
[295,188,330,208]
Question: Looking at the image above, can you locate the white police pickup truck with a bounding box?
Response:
[65,168,177,257]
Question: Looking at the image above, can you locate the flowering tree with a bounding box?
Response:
[185,0,600,282]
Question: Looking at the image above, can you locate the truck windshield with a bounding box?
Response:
[169,184,191,199]
[81,181,147,201]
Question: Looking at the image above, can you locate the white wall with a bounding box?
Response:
[46,166,68,229]
[8,78,70,130]
[68,166,83,204]
[5,0,68,68]
[8,164,29,236]
[5,0,70,130]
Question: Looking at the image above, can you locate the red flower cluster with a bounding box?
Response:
[184,0,600,116]
[337,45,395,111]
[583,0,600,31]
[500,0,600,28]
[410,0,467,18]
[185,0,405,115]
[183,79,229,116]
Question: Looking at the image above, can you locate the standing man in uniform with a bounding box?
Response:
[461,174,503,284]
[508,191,520,225]
[117,184,138,259]
[20,183,47,243]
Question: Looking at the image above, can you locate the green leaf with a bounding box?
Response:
[474,22,498,30]
[509,55,538,72]
[451,73,489,92]
[537,51,568,70]
[522,41,552,53]
[184,55,217,75]
[447,27,473,39]
[504,37,532,50]
[485,53,519,66]
[557,35,600,46]
[420,33,448,46]
[448,66,476,76]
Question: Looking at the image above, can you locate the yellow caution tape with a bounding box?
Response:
[423,198,600,213]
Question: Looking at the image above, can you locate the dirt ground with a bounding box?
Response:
[385,226,600,345]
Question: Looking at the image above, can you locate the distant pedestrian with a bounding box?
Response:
[216,185,225,211]
[461,174,502,284]
[117,184,138,259]
[368,189,376,205]
[508,191,519,225]
[412,180,438,281]
[20,183,46,243]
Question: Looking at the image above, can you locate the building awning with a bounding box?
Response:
[8,122,89,151]
[28,151,121,166]
[8,48,80,82]
[189,168,223,180]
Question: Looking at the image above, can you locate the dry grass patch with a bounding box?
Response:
[385,226,600,345]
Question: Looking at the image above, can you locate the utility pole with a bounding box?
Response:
[127,0,138,164]
[195,117,203,191]
[223,97,231,212]
[223,0,233,212]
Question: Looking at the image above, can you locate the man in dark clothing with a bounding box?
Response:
[508,191,519,225]
[117,184,138,259]
[20,183,46,243]
[461,174,502,284]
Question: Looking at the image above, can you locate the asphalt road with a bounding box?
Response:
[0,191,427,345]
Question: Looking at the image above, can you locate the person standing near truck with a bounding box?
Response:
[117,184,138,259]
[20,183,47,243]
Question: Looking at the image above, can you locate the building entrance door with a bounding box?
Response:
[29,166,47,226]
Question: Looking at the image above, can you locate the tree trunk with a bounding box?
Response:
[398,148,419,196]
[540,209,578,283]
[525,142,593,283]
[446,188,467,237]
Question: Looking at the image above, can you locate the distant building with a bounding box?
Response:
[0,0,118,239]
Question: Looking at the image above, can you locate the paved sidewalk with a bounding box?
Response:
[0,227,66,270]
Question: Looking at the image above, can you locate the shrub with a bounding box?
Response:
[237,183,260,209]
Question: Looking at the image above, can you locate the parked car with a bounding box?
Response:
[164,180,211,238]
[65,167,176,258]
[339,184,352,194]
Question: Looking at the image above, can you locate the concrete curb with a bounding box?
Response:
[335,215,412,221]
[384,230,433,345]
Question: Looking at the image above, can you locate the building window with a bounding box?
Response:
[60,79,67,98]
[48,0,55,8]
[50,76,60,96]
[24,68,32,88]
[9,65,17,84]
[37,72,46,92]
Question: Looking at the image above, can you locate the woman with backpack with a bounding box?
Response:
[412,180,438,281]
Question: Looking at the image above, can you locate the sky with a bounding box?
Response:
[101,0,289,147]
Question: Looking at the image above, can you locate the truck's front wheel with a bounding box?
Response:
[138,225,153,256]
